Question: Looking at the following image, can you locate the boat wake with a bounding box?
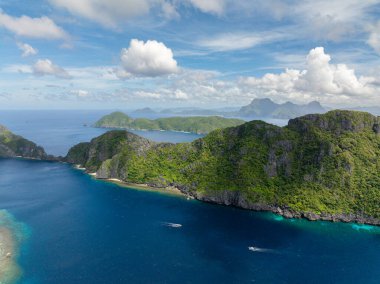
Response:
[248,246,274,253]
[162,222,182,228]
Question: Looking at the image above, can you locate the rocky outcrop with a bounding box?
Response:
[191,189,380,226]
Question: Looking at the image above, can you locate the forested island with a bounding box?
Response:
[0,125,47,159]
[1,110,380,225]
[67,110,380,225]
[94,111,245,134]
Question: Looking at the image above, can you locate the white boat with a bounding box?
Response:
[163,222,182,228]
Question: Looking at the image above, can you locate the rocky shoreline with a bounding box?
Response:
[189,189,380,226]
[83,169,380,226]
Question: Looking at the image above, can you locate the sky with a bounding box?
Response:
[0,0,380,109]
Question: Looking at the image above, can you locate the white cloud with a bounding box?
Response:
[239,47,378,105]
[119,39,178,77]
[49,0,151,28]
[368,21,380,54]
[48,0,228,27]
[197,32,284,52]
[70,90,89,98]
[187,0,225,16]
[161,1,180,20]
[173,89,189,100]
[134,91,161,99]
[33,59,72,79]
[0,10,67,39]
[17,42,38,57]
[2,64,32,74]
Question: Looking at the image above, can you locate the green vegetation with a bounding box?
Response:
[94,111,245,134]
[68,110,380,221]
[0,125,47,159]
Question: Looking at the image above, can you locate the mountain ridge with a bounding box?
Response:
[239,98,326,119]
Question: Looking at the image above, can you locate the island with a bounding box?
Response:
[238,98,327,119]
[0,125,48,159]
[67,110,380,225]
[94,112,245,134]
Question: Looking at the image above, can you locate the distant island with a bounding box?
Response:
[238,98,327,119]
[125,98,327,119]
[68,110,380,225]
[94,112,245,134]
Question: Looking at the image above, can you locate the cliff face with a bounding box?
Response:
[66,110,380,224]
[0,125,47,159]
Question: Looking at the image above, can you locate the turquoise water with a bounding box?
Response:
[0,110,379,283]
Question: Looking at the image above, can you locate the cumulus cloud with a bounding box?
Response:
[119,39,178,77]
[17,42,38,57]
[0,10,67,39]
[239,47,378,105]
[33,59,72,79]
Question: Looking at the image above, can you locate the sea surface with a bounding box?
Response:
[0,110,379,284]
[0,110,205,156]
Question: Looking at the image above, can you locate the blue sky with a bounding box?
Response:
[0,0,380,109]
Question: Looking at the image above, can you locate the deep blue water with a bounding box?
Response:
[0,110,379,283]
[1,159,379,284]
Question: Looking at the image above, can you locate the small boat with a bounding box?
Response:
[163,222,182,228]
[248,246,266,252]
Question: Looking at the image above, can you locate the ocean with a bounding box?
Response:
[0,110,379,284]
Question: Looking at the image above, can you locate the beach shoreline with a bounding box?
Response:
[83,170,187,198]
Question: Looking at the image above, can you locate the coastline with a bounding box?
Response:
[82,169,187,198]
[80,166,380,226]
[106,179,186,197]
[193,190,380,226]
[95,126,206,135]
[7,158,380,227]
